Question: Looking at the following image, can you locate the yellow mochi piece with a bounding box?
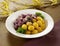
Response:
[22,24,27,30]
[33,22,39,28]
[37,27,42,32]
[26,22,32,26]
[26,31,31,34]
[32,30,38,34]
[28,25,34,31]
[37,16,45,23]
[37,20,43,27]
[33,19,36,22]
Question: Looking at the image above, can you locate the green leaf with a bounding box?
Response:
[16,27,26,34]
[36,12,44,19]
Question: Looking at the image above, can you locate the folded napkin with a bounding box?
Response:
[23,21,60,46]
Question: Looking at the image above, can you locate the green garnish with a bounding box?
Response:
[16,27,26,34]
[36,12,44,19]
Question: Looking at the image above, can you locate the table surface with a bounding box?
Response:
[0,5,60,46]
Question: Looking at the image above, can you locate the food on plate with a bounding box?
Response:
[28,25,34,31]
[26,31,31,34]
[32,30,38,34]
[26,22,32,26]
[33,22,39,29]
[22,24,27,30]
[14,12,46,34]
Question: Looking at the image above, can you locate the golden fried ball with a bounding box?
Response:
[26,22,32,26]
[37,16,41,20]
[33,22,39,28]
[37,20,43,27]
[28,25,34,31]
[37,27,42,32]
[22,24,27,30]
[41,24,46,30]
[26,31,31,34]
[37,16,45,23]
[32,30,38,34]
[33,19,36,22]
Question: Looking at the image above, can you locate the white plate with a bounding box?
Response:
[5,9,54,38]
